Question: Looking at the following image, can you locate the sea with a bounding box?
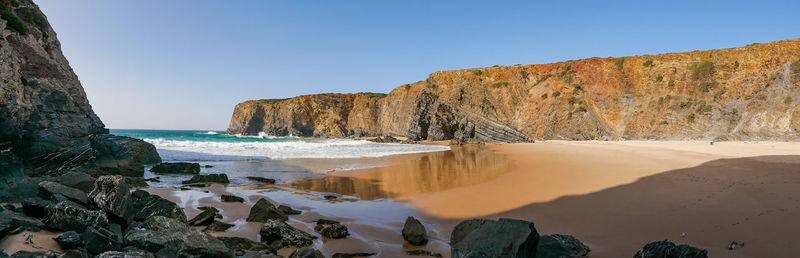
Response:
[111,129,450,186]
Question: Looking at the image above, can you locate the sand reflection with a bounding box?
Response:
[284,145,514,200]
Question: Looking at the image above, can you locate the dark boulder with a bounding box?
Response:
[56,172,96,192]
[405,250,443,257]
[59,248,90,258]
[187,209,217,226]
[246,176,275,184]
[54,231,83,250]
[221,195,244,203]
[633,239,708,258]
[182,174,229,184]
[124,177,149,188]
[206,221,235,232]
[88,135,161,177]
[21,198,52,218]
[259,219,316,248]
[246,198,287,222]
[125,216,232,257]
[42,201,109,232]
[536,234,590,258]
[128,190,186,222]
[243,251,281,258]
[89,175,132,223]
[217,236,274,256]
[332,253,377,258]
[83,226,123,254]
[313,219,347,239]
[450,218,539,258]
[402,216,428,246]
[95,250,154,258]
[278,205,301,215]
[288,247,324,258]
[38,181,89,206]
[149,162,200,174]
[0,210,46,238]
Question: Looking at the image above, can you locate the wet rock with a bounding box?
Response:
[206,221,235,232]
[221,195,244,203]
[324,195,338,200]
[243,251,281,258]
[0,210,45,236]
[259,219,316,248]
[95,250,154,258]
[246,198,287,222]
[246,176,275,184]
[149,162,200,174]
[83,226,123,254]
[59,248,90,258]
[633,239,707,258]
[332,253,377,258]
[187,209,217,226]
[89,135,162,177]
[42,201,108,232]
[288,247,324,258]
[21,198,52,218]
[405,250,443,257]
[56,172,97,192]
[89,175,131,223]
[9,251,58,258]
[450,218,539,258]
[402,216,428,246]
[217,236,274,256]
[314,220,348,239]
[278,205,301,215]
[38,181,89,206]
[198,206,220,213]
[124,177,148,188]
[181,174,229,184]
[125,216,232,257]
[128,190,186,222]
[369,135,400,143]
[536,234,590,258]
[54,231,83,250]
[143,177,160,183]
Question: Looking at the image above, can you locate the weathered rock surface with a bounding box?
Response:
[187,209,217,226]
[259,219,316,248]
[8,251,57,258]
[128,190,186,222]
[288,247,324,258]
[633,239,708,258]
[205,221,234,232]
[278,205,301,215]
[95,250,154,258]
[246,198,287,222]
[182,174,229,184]
[228,39,800,142]
[125,216,232,258]
[21,197,51,218]
[42,201,108,232]
[220,194,244,203]
[83,226,123,254]
[536,234,590,258]
[38,181,89,206]
[55,172,96,192]
[332,253,377,258]
[89,175,131,223]
[450,218,540,258]
[246,176,275,184]
[314,219,348,239]
[402,216,428,246]
[54,231,83,250]
[217,236,274,256]
[149,162,200,174]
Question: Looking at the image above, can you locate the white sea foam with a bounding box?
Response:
[143,138,450,161]
[203,131,218,135]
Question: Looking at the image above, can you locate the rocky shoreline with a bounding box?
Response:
[1,162,710,257]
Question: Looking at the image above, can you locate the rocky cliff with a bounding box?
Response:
[0,0,159,183]
[229,38,800,142]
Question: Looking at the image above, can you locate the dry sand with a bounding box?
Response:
[400,141,800,257]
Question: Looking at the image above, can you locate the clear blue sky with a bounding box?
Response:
[37,0,799,130]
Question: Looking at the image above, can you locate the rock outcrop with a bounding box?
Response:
[228,39,800,142]
[450,218,540,258]
[0,0,160,200]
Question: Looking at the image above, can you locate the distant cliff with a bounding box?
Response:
[0,0,159,181]
[228,39,800,142]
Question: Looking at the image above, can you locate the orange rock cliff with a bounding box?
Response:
[227,39,800,142]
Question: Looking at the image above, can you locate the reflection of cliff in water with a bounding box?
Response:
[284,145,514,200]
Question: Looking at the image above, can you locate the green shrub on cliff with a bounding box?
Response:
[698,81,715,93]
[656,75,663,82]
[615,57,628,70]
[791,59,800,74]
[643,59,654,67]
[687,113,696,123]
[541,93,548,99]
[785,96,793,104]
[695,100,712,114]
[691,60,715,80]
[1,9,27,34]
[552,91,561,97]
[491,81,509,88]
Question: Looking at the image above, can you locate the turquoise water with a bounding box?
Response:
[111,129,450,161]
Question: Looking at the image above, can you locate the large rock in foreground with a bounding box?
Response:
[38,181,89,206]
[450,218,540,258]
[247,198,287,222]
[42,201,108,232]
[89,175,132,223]
[125,216,232,257]
[633,239,708,258]
[536,234,590,258]
[402,216,428,245]
[128,190,186,222]
[259,219,316,248]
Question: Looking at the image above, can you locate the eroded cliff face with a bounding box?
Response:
[228,39,800,142]
[0,0,159,178]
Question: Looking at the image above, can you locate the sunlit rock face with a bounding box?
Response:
[228,39,800,142]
